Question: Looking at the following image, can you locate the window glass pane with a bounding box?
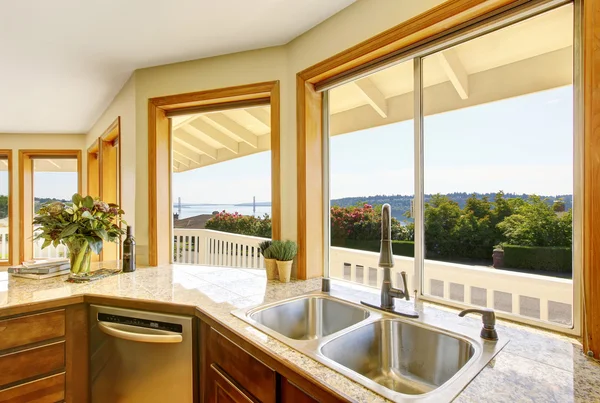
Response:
[171,105,272,272]
[421,5,573,326]
[33,157,78,258]
[328,59,415,289]
[0,156,8,263]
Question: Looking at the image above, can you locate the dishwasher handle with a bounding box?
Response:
[98,321,183,344]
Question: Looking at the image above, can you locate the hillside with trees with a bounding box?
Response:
[331,192,573,222]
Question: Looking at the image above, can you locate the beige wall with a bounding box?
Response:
[0,133,86,262]
[89,0,446,265]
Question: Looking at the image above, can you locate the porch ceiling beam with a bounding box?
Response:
[45,159,61,169]
[353,77,388,118]
[172,155,190,168]
[188,118,239,154]
[175,129,218,160]
[437,49,469,100]
[204,113,258,148]
[172,148,203,169]
[172,115,200,131]
[172,141,202,164]
[244,108,270,128]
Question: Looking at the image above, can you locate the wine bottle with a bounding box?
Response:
[122,226,136,273]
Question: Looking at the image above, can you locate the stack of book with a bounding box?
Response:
[8,258,71,279]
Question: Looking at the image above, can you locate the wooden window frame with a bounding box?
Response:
[297,0,531,280]
[148,81,281,266]
[298,0,599,354]
[0,150,13,266]
[99,117,122,262]
[18,150,82,263]
[87,140,100,198]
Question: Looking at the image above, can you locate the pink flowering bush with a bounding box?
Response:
[205,211,271,238]
[331,204,410,241]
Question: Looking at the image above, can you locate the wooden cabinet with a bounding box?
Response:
[0,373,65,403]
[201,321,348,403]
[0,304,88,403]
[280,378,318,403]
[205,327,275,403]
[207,364,255,403]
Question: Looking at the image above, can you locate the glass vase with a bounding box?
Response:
[65,239,92,277]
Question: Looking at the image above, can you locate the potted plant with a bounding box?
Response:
[259,240,277,280]
[269,240,298,283]
[33,193,126,278]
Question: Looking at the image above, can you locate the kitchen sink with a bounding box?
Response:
[320,319,474,395]
[232,292,508,402]
[248,295,370,340]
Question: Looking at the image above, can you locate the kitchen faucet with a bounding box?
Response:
[361,203,418,318]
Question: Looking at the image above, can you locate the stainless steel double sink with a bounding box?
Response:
[232,293,508,402]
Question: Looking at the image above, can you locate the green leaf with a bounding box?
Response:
[83,196,94,209]
[59,223,79,238]
[88,238,103,255]
[72,193,82,206]
[82,211,93,219]
[41,239,52,249]
[94,228,108,240]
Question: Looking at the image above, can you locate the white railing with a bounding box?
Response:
[0,227,8,261]
[173,229,267,269]
[33,238,68,259]
[0,227,68,262]
[330,246,573,325]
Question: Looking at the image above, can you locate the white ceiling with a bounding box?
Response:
[0,0,355,134]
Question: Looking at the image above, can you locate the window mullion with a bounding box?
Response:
[413,57,425,297]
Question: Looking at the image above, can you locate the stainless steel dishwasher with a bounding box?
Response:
[90,305,194,403]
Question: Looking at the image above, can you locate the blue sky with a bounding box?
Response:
[172,85,573,204]
[11,85,572,203]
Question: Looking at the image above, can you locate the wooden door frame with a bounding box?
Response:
[297,0,600,355]
[86,140,100,198]
[99,117,122,262]
[0,150,13,266]
[19,150,82,263]
[148,81,281,266]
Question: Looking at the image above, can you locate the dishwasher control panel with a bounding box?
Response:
[98,312,183,333]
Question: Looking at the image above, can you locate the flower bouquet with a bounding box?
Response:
[33,193,126,277]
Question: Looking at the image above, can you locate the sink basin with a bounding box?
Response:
[233,292,506,402]
[249,296,370,340]
[320,319,474,395]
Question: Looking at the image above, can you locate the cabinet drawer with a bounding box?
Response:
[208,328,276,403]
[0,310,65,351]
[0,372,64,403]
[0,342,65,387]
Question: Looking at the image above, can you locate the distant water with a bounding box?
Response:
[174,204,272,219]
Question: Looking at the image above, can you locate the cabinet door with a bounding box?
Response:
[281,378,318,403]
[207,364,255,403]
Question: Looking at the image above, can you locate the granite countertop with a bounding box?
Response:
[0,264,598,403]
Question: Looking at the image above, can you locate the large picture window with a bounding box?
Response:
[323,4,576,331]
[19,150,82,262]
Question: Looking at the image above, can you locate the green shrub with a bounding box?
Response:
[331,239,414,257]
[503,244,571,272]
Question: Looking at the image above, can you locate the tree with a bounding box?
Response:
[424,194,461,257]
[0,195,7,219]
[497,196,572,247]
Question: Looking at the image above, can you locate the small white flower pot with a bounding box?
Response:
[276,260,293,283]
[264,258,278,280]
